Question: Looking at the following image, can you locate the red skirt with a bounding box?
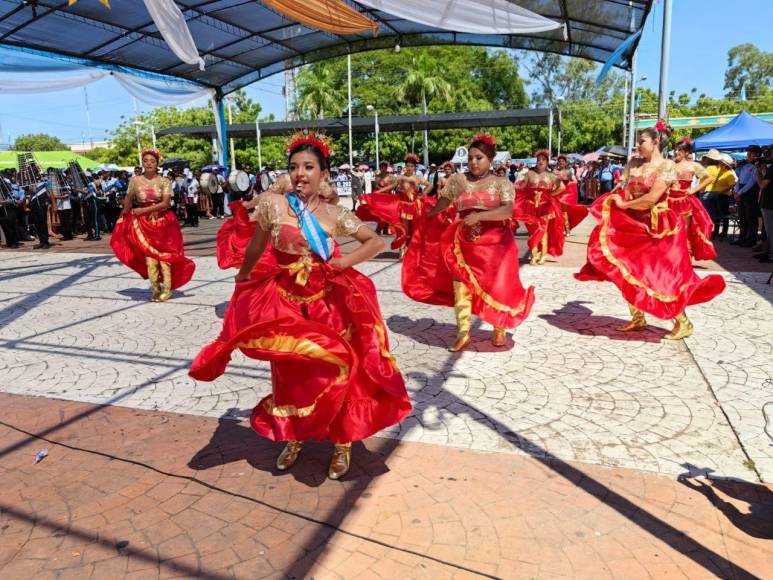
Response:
[575,193,725,319]
[110,208,195,290]
[558,182,589,233]
[403,214,535,329]
[190,250,411,443]
[217,201,257,269]
[356,193,408,249]
[668,188,717,261]
[513,189,566,256]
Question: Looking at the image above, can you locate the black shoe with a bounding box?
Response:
[33,243,51,249]
[90,236,102,241]
[22,235,35,241]
[62,237,74,241]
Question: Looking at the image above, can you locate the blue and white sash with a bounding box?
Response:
[286,192,331,262]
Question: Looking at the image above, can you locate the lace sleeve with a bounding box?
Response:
[657,159,677,184]
[254,195,278,230]
[334,207,364,237]
[159,177,173,198]
[497,177,515,202]
[127,176,139,197]
[692,161,708,180]
[440,173,461,200]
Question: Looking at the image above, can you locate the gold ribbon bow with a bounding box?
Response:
[282,256,316,286]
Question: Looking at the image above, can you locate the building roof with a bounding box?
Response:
[0,1,653,94]
[157,108,558,138]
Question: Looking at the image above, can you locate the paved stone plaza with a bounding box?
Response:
[0,241,771,578]
[0,250,771,481]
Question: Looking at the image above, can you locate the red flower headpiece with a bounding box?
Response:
[287,131,331,159]
[141,148,160,161]
[534,149,551,160]
[655,119,669,133]
[470,134,496,148]
[680,137,692,145]
[404,153,420,164]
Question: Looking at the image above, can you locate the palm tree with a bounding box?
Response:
[296,65,344,120]
[395,53,452,165]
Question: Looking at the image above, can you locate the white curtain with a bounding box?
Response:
[356,0,562,35]
[0,71,109,94]
[143,0,205,71]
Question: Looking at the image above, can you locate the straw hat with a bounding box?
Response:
[719,153,735,167]
[702,149,724,163]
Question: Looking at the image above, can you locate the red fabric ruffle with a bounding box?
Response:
[668,187,717,261]
[217,200,257,269]
[575,192,725,319]
[110,209,195,289]
[190,250,411,443]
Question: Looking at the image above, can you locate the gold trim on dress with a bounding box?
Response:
[452,226,529,316]
[132,216,174,258]
[235,334,350,417]
[599,194,688,302]
[277,285,331,304]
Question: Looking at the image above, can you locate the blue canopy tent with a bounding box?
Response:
[693,111,773,151]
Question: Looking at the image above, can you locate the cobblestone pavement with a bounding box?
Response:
[0,250,771,483]
[0,394,770,579]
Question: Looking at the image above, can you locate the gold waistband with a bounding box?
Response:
[277,285,331,304]
[278,255,319,286]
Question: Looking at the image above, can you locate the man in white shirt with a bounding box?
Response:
[186,171,200,227]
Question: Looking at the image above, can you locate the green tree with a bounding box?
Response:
[394,52,453,164]
[724,43,773,99]
[295,64,344,119]
[13,133,69,151]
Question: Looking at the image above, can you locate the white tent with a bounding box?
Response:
[451,147,511,165]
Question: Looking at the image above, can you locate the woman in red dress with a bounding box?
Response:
[111,149,195,301]
[671,139,716,261]
[404,135,535,351]
[514,150,566,265]
[554,154,589,238]
[575,124,726,340]
[190,134,411,480]
[358,153,434,255]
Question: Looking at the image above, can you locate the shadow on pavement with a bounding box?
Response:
[540,300,666,343]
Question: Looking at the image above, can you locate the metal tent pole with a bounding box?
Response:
[657,0,673,120]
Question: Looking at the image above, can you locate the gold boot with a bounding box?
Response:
[492,327,506,347]
[529,245,540,265]
[664,313,694,340]
[146,257,161,302]
[328,443,351,480]
[618,304,647,332]
[276,441,303,471]
[449,281,472,352]
[537,234,548,265]
[157,261,173,302]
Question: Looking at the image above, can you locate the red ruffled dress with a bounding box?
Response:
[575,159,725,319]
[217,200,257,269]
[190,193,411,443]
[513,170,571,257]
[403,174,535,329]
[669,161,717,261]
[555,170,589,234]
[111,175,195,289]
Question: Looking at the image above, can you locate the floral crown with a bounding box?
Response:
[404,153,420,164]
[534,149,551,160]
[680,137,692,145]
[141,148,161,161]
[287,131,332,159]
[470,134,496,148]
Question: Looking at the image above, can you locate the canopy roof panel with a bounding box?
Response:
[0,0,652,94]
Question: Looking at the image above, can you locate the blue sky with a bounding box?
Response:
[0,0,770,147]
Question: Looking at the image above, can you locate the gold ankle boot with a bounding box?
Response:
[529,247,540,265]
[664,313,693,340]
[146,258,161,302]
[449,281,472,352]
[276,441,303,471]
[537,235,548,265]
[328,443,351,480]
[157,261,173,302]
[492,327,506,347]
[618,304,647,332]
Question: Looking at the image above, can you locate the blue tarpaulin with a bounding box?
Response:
[693,111,773,151]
